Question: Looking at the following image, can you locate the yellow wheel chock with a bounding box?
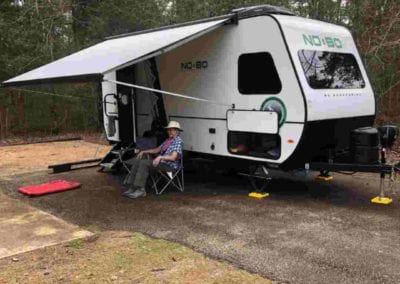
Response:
[248,192,269,199]
[371,196,392,205]
[371,173,393,205]
[316,175,333,181]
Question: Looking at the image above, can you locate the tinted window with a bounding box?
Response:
[238,52,282,94]
[298,50,365,89]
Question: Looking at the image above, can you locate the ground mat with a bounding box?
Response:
[18,180,81,197]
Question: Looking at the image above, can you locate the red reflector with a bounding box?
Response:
[287,139,294,144]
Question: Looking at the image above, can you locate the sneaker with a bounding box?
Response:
[122,187,136,196]
[124,187,146,199]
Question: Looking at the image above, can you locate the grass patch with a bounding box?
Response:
[66,239,84,249]
[83,224,103,233]
[113,254,130,268]
[0,231,271,283]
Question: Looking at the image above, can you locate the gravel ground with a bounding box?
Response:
[1,168,400,284]
[0,140,110,177]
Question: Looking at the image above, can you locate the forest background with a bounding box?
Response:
[0,0,399,139]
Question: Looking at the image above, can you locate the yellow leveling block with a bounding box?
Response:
[315,175,333,181]
[248,192,270,199]
[371,196,393,205]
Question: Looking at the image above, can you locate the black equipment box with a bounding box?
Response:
[350,127,380,147]
[350,127,380,164]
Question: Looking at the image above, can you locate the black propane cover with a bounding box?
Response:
[378,125,399,149]
[350,127,380,164]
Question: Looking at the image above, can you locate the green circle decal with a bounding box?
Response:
[260,97,287,127]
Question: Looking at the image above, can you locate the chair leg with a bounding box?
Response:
[169,171,183,192]
[157,172,175,195]
[151,169,184,195]
[123,170,132,185]
[150,173,162,195]
[181,169,184,192]
[170,174,182,192]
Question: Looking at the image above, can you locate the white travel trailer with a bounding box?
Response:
[2,5,397,178]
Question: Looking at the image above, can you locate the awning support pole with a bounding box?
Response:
[104,79,233,108]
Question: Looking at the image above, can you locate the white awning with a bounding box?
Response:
[2,18,230,87]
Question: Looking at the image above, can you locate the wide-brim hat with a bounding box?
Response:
[164,121,183,131]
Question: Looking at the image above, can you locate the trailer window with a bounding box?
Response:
[298,50,365,89]
[238,52,282,94]
[228,131,281,160]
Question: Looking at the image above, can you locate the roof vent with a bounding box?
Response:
[232,5,295,18]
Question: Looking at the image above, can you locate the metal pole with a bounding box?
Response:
[371,147,392,204]
[104,79,233,107]
[379,172,385,199]
[380,148,386,199]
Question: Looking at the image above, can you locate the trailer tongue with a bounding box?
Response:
[309,162,398,175]
[309,125,399,204]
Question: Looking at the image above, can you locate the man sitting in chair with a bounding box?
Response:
[123,121,183,199]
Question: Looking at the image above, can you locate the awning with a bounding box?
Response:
[1,17,231,87]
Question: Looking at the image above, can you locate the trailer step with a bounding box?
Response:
[99,142,137,172]
[49,158,101,173]
[99,162,116,169]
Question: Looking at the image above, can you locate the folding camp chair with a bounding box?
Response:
[116,146,138,185]
[121,134,159,184]
[150,156,184,195]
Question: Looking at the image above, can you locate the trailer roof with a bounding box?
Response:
[1,18,230,87]
[106,5,294,41]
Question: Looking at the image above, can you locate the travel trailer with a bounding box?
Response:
[2,5,398,182]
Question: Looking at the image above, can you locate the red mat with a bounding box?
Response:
[18,180,81,197]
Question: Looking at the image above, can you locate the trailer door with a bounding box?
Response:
[102,72,120,142]
[116,66,135,146]
[102,68,136,145]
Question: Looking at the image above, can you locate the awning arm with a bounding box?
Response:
[0,74,103,88]
[104,79,233,108]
